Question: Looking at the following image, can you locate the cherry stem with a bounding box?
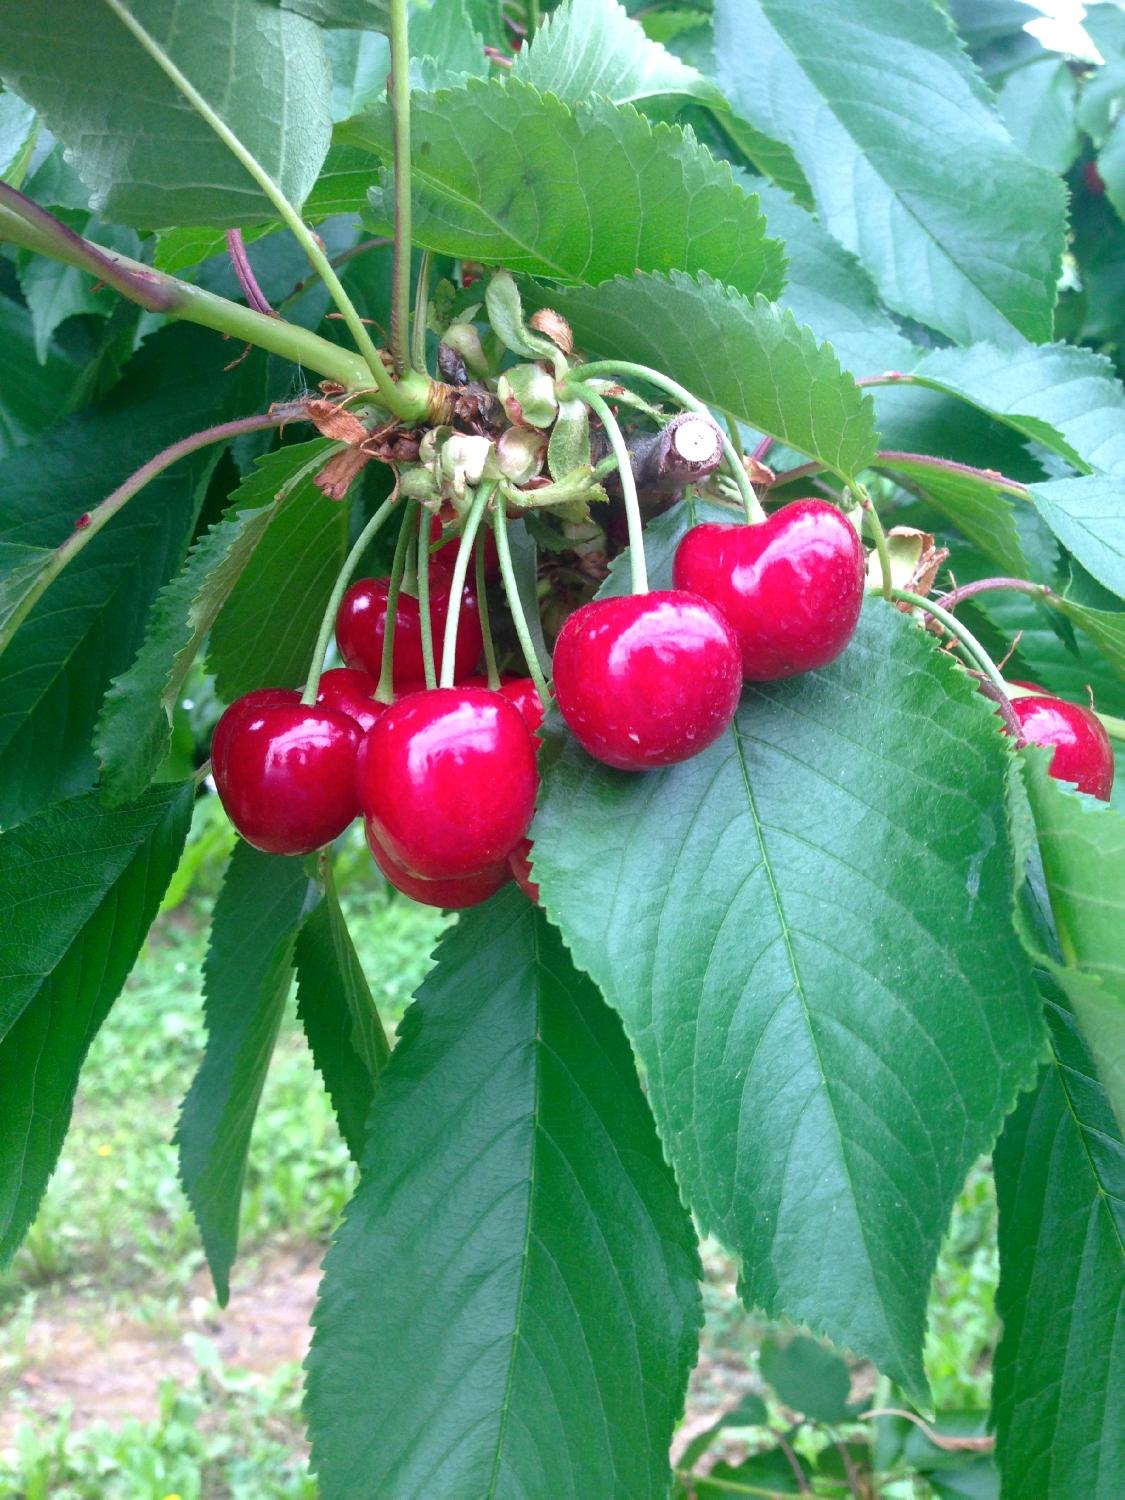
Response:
[476,536,501,689]
[937,576,1054,610]
[302,496,397,706]
[494,504,551,711]
[566,382,649,592]
[376,503,418,704]
[389,0,414,376]
[767,459,824,488]
[874,451,1030,500]
[860,487,893,601]
[1094,710,1125,744]
[566,359,766,523]
[411,249,432,375]
[225,229,275,316]
[0,407,308,662]
[439,482,495,689]
[416,504,437,691]
[891,587,1020,734]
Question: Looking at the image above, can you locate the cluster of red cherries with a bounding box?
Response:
[212,496,1113,909]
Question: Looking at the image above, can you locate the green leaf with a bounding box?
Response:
[872,454,1030,576]
[271,0,390,28]
[95,506,279,807]
[992,982,1125,1500]
[512,0,725,109]
[533,272,877,483]
[1028,477,1125,598]
[997,57,1081,175]
[677,1394,770,1473]
[1022,753,1125,1130]
[0,293,81,459]
[176,840,315,1303]
[17,216,140,362]
[0,325,263,829]
[207,439,346,700]
[341,77,785,301]
[0,0,331,226]
[1098,111,1125,229]
[0,782,193,1263]
[294,875,388,1162]
[0,542,54,649]
[759,1334,853,1424]
[0,89,36,183]
[532,500,1044,1398]
[714,0,1066,347]
[306,888,702,1499]
[905,343,1125,477]
[324,29,390,121]
[410,0,489,90]
[1052,595,1125,681]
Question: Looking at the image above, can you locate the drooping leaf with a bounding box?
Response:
[207,439,346,701]
[1052,595,1125,681]
[512,0,725,109]
[1028,477,1125,599]
[0,293,81,459]
[533,271,877,483]
[0,0,331,226]
[714,0,1065,347]
[1022,753,1125,1130]
[341,78,785,301]
[176,840,316,1303]
[872,454,1030,576]
[0,325,264,829]
[306,888,702,1499]
[532,499,1044,1398]
[997,57,1081,175]
[294,874,388,1162]
[992,980,1125,1500]
[0,782,194,1263]
[95,505,278,806]
[324,29,390,121]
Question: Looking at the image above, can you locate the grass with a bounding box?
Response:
[0,809,1002,1497]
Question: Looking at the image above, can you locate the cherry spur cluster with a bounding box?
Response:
[211,284,1113,906]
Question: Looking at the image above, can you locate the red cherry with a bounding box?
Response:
[673,500,865,680]
[357,687,538,876]
[211,687,300,782]
[499,677,546,746]
[551,591,742,771]
[429,514,502,582]
[213,698,362,855]
[1009,692,1114,800]
[508,837,540,904]
[367,828,510,909]
[1084,161,1106,196]
[335,576,482,684]
[314,667,388,735]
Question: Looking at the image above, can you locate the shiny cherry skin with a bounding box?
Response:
[1008,689,1114,800]
[673,499,865,680]
[213,698,362,855]
[314,667,388,735]
[499,677,546,746]
[429,514,501,582]
[508,837,540,904]
[210,687,298,782]
[367,827,510,909]
[335,576,482,684]
[357,687,539,877]
[551,591,742,771]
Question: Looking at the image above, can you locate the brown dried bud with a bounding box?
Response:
[528,307,574,356]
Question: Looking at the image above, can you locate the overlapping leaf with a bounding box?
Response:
[532,500,1044,1397]
[997,57,1081,175]
[714,0,1065,347]
[533,271,876,482]
[0,0,331,227]
[873,453,1030,576]
[0,782,194,1263]
[176,841,315,1303]
[0,293,80,459]
[341,78,785,300]
[1028,477,1125,599]
[306,889,702,1499]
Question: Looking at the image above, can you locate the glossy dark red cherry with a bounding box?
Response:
[499,677,546,747]
[429,514,501,582]
[335,576,482,684]
[210,687,299,782]
[673,499,865,680]
[508,837,540,904]
[314,667,388,735]
[1008,685,1114,800]
[213,697,362,855]
[357,687,538,876]
[551,590,742,771]
[367,828,510,909]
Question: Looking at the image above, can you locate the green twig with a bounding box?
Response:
[565,382,649,592]
[411,249,432,374]
[891,589,1020,737]
[389,0,414,376]
[494,504,551,709]
[860,487,893,600]
[476,534,501,689]
[302,497,397,705]
[416,503,437,691]
[439,483,495,688]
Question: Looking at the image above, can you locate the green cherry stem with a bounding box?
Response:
[494,504,551,711]
[389,0,414,376]
[476,534,501,690]
[565,381,649,593]
[301,496,397,706]
[416,503,437,691]
[567,359,766,523]
[376,503,418,704]
[439,482,495,688]
[411,249,432,375]
[859,487,893,601]
[890,588,1021,735]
